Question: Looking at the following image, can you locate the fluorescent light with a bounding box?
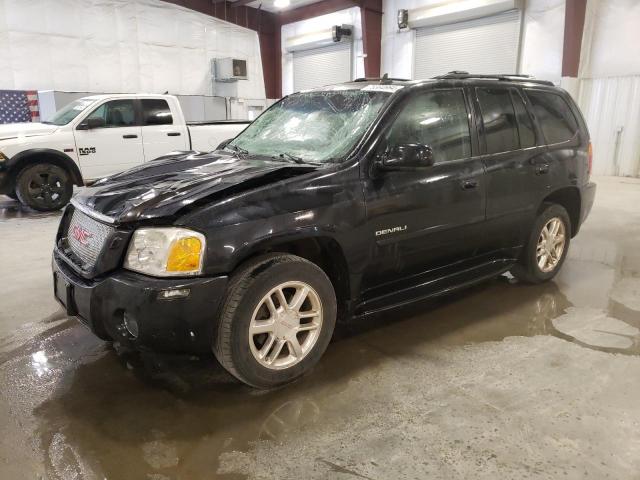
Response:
[274,0,290,8]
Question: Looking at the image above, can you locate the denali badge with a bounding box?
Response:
[72,225,93,245]
[375,225,407,237]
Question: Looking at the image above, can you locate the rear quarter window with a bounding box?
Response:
[525,90,578,145]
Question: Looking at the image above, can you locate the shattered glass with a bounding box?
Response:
[228,89,392,163]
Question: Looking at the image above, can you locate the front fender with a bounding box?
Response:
[4,148,83,186]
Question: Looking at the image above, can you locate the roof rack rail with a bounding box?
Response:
[354,73,411,84]
[434,71,554,86]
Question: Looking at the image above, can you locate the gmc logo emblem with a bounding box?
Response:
[72,225,93,245]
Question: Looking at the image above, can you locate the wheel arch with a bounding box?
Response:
[8,149,83,186]
[540,186,581,237]
[233,234,352,320]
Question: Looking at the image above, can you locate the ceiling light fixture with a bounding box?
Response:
[274,0,290,9]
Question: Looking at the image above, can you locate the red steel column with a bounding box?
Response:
[562,0,587,77]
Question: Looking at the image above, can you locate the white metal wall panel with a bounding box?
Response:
[578,75,640,177]
[414,10,522,80]
[293,42,352,92]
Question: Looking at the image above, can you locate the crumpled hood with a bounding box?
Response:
[73,151,318,223]
[0,122,58,140]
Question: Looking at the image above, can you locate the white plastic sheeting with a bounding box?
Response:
[576,0,640,177]
[0,0,266,99]
[281,7,364,96]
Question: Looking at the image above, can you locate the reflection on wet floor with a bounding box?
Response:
[1,178,640,479]
[0,196,62,220]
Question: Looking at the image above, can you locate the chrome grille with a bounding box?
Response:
[67,208,114,268]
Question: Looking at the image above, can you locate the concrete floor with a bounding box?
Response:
[0,176,639,480]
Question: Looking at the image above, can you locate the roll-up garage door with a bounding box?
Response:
[414,9,521,80]
[293,42,352,92]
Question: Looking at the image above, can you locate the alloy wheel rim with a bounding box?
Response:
[536,217,566,273]
[249,281,323,370]
[28,171,64,207]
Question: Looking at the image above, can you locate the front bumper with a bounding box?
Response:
[52,249,228,353]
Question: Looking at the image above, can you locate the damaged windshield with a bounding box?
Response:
[227,88,392,163]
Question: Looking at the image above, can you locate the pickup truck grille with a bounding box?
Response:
[66,209,114,269]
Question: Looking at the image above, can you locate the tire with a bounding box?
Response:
[15,163,73,211]
[6,190,17,200]
[511,203,571,284]
[214,253,337,389]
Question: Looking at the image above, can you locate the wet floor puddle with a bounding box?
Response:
[0,243,639,479]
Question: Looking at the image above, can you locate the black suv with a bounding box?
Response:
[52,73,596,388]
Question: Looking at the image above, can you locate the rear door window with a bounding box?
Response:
[510,90,536,148]
[525,90,578,145]
[141,99,173,125]
[476,88,519,154]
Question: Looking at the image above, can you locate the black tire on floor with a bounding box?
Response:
[213,253,337,389]
[6,190,17,200]
[15,163,73,211]
[511,203,572,284]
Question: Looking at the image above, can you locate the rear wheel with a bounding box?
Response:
[214,254,337,389]
[16,163,73,211]
[511,203,571,284]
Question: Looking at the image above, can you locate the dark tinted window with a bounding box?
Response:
[142,99,173,125]
[86,100,136,127]
[526,90,578,144]
[510,90,536,148]
[477,88,519,154]
[386,89,471,163]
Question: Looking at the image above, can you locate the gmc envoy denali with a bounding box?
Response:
[52,72,596,388]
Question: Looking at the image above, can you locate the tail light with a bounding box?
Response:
[587,142,593,177]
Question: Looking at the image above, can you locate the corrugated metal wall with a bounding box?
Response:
[578,76,640,177]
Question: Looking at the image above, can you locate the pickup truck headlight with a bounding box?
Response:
[124,228,206,277]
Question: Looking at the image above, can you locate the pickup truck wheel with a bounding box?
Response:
[511,203,571,284]
[5,190,17,200]
[214,254,337,389]
[16,163,73,211]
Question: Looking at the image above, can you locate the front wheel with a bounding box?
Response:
[511,203,571,284]
[214,254,337,389]
[16,163,73,211]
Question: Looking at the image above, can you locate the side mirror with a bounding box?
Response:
[379,143,435,171]
[77,117,105,130]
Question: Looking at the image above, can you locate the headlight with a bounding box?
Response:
[124,228,206,277]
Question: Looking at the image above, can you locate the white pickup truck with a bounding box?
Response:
[0,94,249,211]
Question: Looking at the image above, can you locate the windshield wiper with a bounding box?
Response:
[227,144,249,155]
[275,153,320,166]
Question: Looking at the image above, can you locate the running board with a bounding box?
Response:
[353,258,515,318]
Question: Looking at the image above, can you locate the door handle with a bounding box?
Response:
[167,132,181,137]
[536,164,550,175]
[461,179,478,190]
[122,134,138,139]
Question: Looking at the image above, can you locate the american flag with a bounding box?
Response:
[0,90,40,124]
